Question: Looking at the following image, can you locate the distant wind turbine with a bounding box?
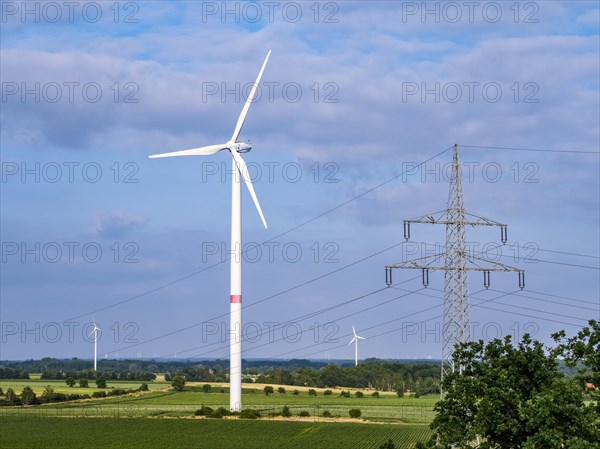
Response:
[348,325,366,366]
[149,51,272,412]
[89,321,101,371]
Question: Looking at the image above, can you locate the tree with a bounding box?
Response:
[307,388,317,396]
[349,408,361,418]
[418,333,600,449]
[277,386,286,394]
[553,320,600,411]
[281,405,292,417]
[202,384,211,393]
[171,375,185,391]
[20,386,36,405]
[65,377,76,387]
[95,377,107,388]
[79,379,88,388]
[139,383,149,391]
[5,388,18,404]
[263,385,274,396]
[355,391,364,398]
[40,385,55,403]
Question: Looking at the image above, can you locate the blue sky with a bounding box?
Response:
[1,1,598,362]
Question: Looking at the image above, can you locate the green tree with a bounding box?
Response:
[65,377,76,387]
[418,333,599,449]
[5,388,18,404]
[349,408,361,418]
[20,386,36,405]
[139,383,149,391]
[263,385,274,396]
[281,405,292,417]
[40,385,55,403]
[95,377,107,388]
[202,384,211,393]
[277,386,286,394]
[79,379,88,388]
[171,375,185,391]
[307,388,317,396]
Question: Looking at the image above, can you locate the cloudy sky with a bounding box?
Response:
[1,1,598,363]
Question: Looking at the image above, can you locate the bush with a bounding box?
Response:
[323,390,332,396]
[340,390,350,398]
[65,377,76,388]
[209,407,231,419]
[68,394,82,401]
[194,405,214,416]
[322,410,332,417]
[379,439,396,449]
[139,383,149,391]
[371,391,380,398]
[355,391,364,398]
[281,405,292,417]
[292,390,300,396]
[171,375,185,391]
[264,386,274,396]
[95,378,107,389]
[298,410,310,417]
[349,408,362,418]
[396,388,404,398]
[277,387,286,394]
[79,379,88,388]
[307,389,317,396]
[202,384,211,393]
[91,391,106,398]
[239,408,261,419]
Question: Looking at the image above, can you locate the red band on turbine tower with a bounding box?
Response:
[230,295,242,303]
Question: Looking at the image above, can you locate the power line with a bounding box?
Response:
[459,144,600,155]
[59,146,454,322]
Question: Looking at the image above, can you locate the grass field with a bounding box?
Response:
[0,378,437,448]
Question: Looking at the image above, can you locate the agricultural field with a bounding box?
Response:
[0,378,436,448]
[0,417,433,449]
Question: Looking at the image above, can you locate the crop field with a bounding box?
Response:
[0,379,437,448]
[0,416,433,449]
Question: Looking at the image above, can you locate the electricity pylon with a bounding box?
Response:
[385,145,525,386]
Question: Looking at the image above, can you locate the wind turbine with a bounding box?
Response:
[149,51,271,412]
[348,325,366,366]
[89,321,101,371]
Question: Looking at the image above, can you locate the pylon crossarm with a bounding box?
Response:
[386,253,446,269]
[405,210,506,227]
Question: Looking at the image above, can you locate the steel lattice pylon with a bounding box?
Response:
[442,146,469,379]
[385,144,525,389]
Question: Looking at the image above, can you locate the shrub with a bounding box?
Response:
[239,408,261,419]
[95,378,107,388]
[79,379,88,388]
[307,389,317,396]
[355,391,364,398]
[277,387,286,394]
[340,390,350,398]
[371,391,380,398]
[210,407,230,419]
[292,390,300,396]
[322,410,332,417]
[91,391,106,398]
[194,405,214,416]
[323,390,332,396]
[65,377,76,387]
[171,375,185,391]
[396,388,404,398]
[202,384,211,393]
[379,439,396,449]
[139,383,149,391]
[68,393,82,401]
[349,408,362,418]
[264,386,274,396]
[281,405,292,417]
[298,410,310,417]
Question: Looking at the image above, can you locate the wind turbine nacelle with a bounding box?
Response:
[235,142,252,153]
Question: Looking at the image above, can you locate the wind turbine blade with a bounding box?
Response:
[230,50,271,143]
[357,336,366,340]
[231,151,267,229]
[348,337,356,345]
[352,325,357,337]
[149,144,227,159]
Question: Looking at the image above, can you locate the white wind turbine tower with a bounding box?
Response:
[89,321,101,371]
[348,325,366,366]
[149,51,271,412]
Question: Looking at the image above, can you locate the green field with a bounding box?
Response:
[0,417,433,449]
[0,379,437,448]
